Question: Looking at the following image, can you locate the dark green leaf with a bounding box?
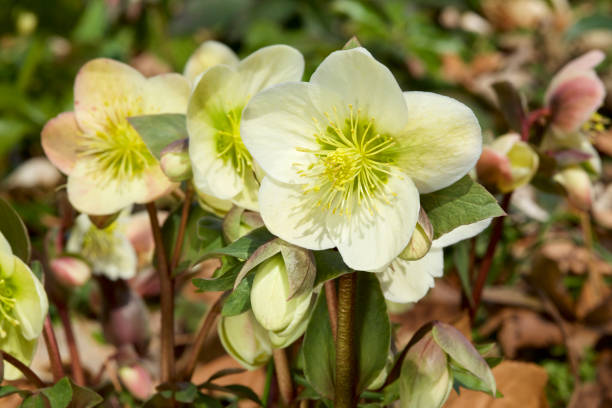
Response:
[421,176,505,239]
[221,274,254,316]
[41,377,72,408]
[69,379,103,408]
[20,394,46,408]
[193,262,241,292]
[194,394,224,408]
[313,250,350,287]
[214,227,275,260]
[0,197,31,263]
[205,368,245,382]
[30,260,44,283]
[452,365,502,398]
[198,383,262,405]
[566,14,612,41]
[0,385,30,399]
[128,114,188,159]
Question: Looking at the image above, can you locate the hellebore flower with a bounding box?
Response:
[66,214,137,280]
[477,133,539,193]
[377,219,491,303]
[187,45,304,211]
[554,166,594,211]
[218,311,272,370]
[42,58,190,215]
[545,50,606,134]
[159,139,192,182]
[241,47,481,271]
[250,254,314,348]
[0,232,49,380]
[183,40,239,85]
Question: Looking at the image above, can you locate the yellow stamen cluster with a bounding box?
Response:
[582,112,610,133]
[215,107,253,176]
[296,105,399,216]
[0,279,19,338]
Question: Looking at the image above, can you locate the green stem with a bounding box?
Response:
[335,273,357,408]
[171,183,194,270]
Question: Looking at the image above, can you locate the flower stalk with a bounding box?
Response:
[58,305,85,385]
[335,273,357,408]
[324,280,338,340]
[273,348,294,407]
[0,351,45,388]
[43,316,65,381]
[171,183,194,269]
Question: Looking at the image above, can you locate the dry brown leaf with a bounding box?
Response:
[445,361,549,408]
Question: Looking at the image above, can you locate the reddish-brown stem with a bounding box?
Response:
[273,348,294,407]
[335,273,357,408]
[171,184,194,270]
[182,292,227,381]
[324,280,338,340]
[146,202,175,383]
[1,350,45,388]
[43,316,65,381]
[471,193,512,317]
[57,306,85,386]
[521,107,551,141]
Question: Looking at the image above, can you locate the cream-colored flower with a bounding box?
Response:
[0,232,48,380]
[183,40,239,85]
[187,45,304,211]
[241,47,481,271]
[42,58,190,215]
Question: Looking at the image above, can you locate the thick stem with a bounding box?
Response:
[335,273,357,408]
[146,202,175,383]
[1,351,45,388]
[58,306,85,386]
[471,193,512,317]
[43,316,65,381]
[324,280,338,340]
[182,292,227,380]
[273,348,294,407]
[171,184,194,270]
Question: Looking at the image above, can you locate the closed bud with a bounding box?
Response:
[554,166,593,210]
[50,256,91,288]
[250,254,315,348]
[218,311,272,370]
[160,139,192,182]
[477,133,539,193]
[399,209,433,261]
[400,333,452,408]
[118,363,154,401]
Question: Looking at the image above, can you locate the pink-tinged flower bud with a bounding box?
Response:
[118,364,154,401]
[50,257,91,288]
[554,166,593,210]
[477,133,539,193]
[160,139,192,182]
[545,50,606,133]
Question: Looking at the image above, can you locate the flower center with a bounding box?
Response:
[0,278,19,337]
[214,106,253,176]
[582,112,610,134]
[80,111,156,185]
[296,105,399,216]
[81,223,119,268]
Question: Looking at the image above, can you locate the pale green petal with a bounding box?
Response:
[241,82,330,183]
[0,232,15,277]
[377,248,443,303]
[310,47,408,135]
[1,323,38,380]
[398,92,481,193]
[258,177,334,250]
[11,257,48,341]
[432,218,492,249]
[145,73,190,114]
[237,45,304,98]
[232,170,260,212]
[183,41,239,84]
[218,311,272,370]
[326,174,420,271]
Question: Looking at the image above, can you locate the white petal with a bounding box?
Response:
[398,91,482,193]
[310,47,408,135]
[237,45,304,98]
[205,158,243,200]
[327,175,420,271]
[377,248,443,303]
[241,82,332,183]
[232,170,260,211]
[183,41,239,84]
[145,73,190,114]
[432,218,492,249]
[258,177,334,250]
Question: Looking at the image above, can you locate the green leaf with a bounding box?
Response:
[232,238,281,290]
[452,365,502,398]
[303,292,336,400]
[198,383,262,405]
[566,14,612,41]
[313,250,351,287]
[41,377,72,408]
[20,394,46,408]
[194,394,224,408]
[214,227,275,260]
[193,262,241,292]
[421,176,505,239]
[452,241,473,306]
[222,206,245,244]
[69,380,104,408]
[221,274,254,316]
[30,260,44,283]
[0,197,31,263]
[128,114,188,159]
[491,81,526,133]
[354,272,391,394]
[0,385,30,398]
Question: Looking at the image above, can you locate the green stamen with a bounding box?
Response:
[214,106,252,176]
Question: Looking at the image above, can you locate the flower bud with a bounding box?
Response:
[218,311,272,370]
[250,254,315,348]
[118,363,154,401]
[554,166,593,210]
[399,209,433,261]
[400,333,452,408]
[160,139,192,182]
[50,256,91,288]
[477,133,539,193]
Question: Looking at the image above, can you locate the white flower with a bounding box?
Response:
[241,47,481,270]
[187,45,304,211]
[183,40,239,85]
[377,219,491,303]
